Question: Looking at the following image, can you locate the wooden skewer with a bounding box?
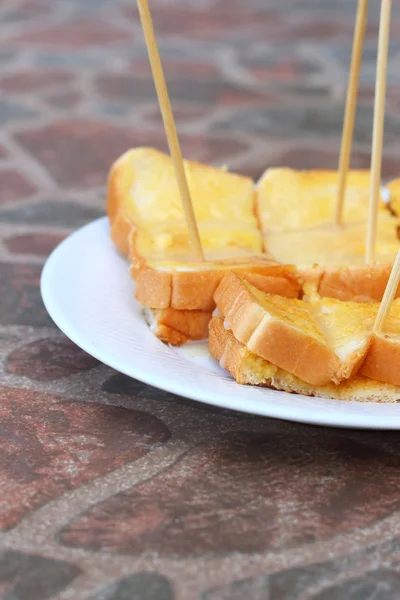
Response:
[373,250,400,332]
[335,0,368,226]
[366,0,392,264]
[137,0,204,261]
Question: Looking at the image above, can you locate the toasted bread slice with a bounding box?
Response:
[256,168,386,233]
[311,295,400,387]
[257,168,400,277]
[209,317,400,402]
[134,257,301,311]
[215,273,380,385]
[107,147,262,260]
[143,307,211,345]
[360,300,400,386]
[214,272,340,386]
[215,272,400,387]
[136,258,301,345]
[265,213,400,268]
[313,263,400,302]
[307,296,372,381]
[361,334,400,387]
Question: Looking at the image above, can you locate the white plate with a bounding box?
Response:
[41,217,400,430]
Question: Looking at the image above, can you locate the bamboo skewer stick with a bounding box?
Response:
[373,250,400,332]
[335,0,368,226]
[366,0,392,264]
[137,0,204,261]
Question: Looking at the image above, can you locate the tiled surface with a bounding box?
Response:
[1,0,400,598]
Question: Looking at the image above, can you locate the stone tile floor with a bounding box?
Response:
[1,0,400,598]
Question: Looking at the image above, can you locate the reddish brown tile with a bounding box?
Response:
[314,570,400,600]
[124,5,280,40]
[60,431,400,555]
[0,200,102,227]
[7,20,132,48]
[5,232,65,256]
[266,146,400,180]
[15,120,250,188]
[129,57,220,79]
[15,120,143,188]
[88,573,173,600]
[284,19,356,41]
[0,550,82,600]
[0,262,53,327]
[0,70,74,93]
[0,99,38,125]
[180,135,250,165]
[214,104,400,145]
[203,550,400,600]
[143,105,211,127]
[7,337,100,380]
[103,373,233,415]
[0,550,81,600]
[95,73,266,107]
[151,58,220,78]
[0,143,8,159]
[0,169,37,205]
[2,0,54,22]
[0,387,170,530]
[43,90,82,110]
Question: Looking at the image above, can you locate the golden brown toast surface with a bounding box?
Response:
[106,149,400,353]
[215,273,400,388]
[256,168,386,233]
[209,317,400,402]
[257,168,400,268]
[265,214,400,267]
[108,147,262,260]
[214,272,340,386]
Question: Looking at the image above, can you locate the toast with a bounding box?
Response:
[143,307,211,345]
[360,305,400,386]
[257,168,400,266]
[264,213,400,268]
[106,148,400,345]
[256,168,386,234]
[214,272,400,389]
[134,257,301,311]
[256,168,400,302]
[136,257,301,345]
[107,147,262,261]
[209,317,400,402]
[214,273,374,385]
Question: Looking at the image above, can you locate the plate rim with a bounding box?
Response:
[40,217,400,430]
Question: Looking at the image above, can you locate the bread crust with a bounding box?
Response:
[108,150,400,374]
[135,259,400,313]
[108,146,262,261]
[135,261,301,311]
[248,317,339,386]
[361,334,400,386]
[107,149,137,256]
[209,317,400,402]
[214,273,339,386]
[316,264,398,302]
[208,316,254,383]
[144,307,211,345]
